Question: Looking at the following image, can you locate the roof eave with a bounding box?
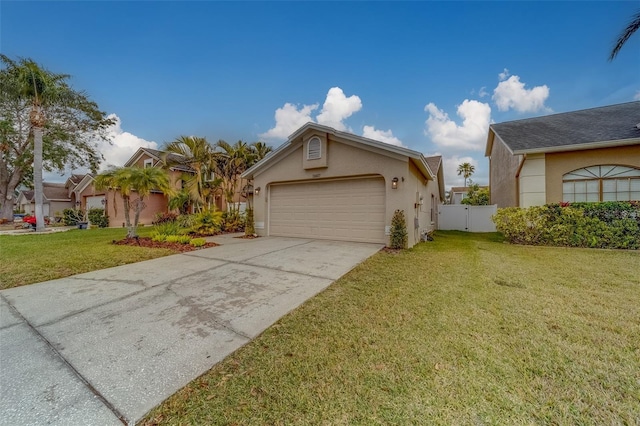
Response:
[513,137,640,155]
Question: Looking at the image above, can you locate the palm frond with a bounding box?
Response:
[609,10,640,61]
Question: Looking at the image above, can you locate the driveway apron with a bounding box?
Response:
[0,236,382,425]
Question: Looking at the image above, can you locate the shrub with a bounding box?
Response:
[87,208,109,228]
[191,210,224,236]
[165,235,192,244]
[152,234,168,242]
[63,208,84,226]
[222,210,245,232]
[389,209,408,249]
[493,202,640,249]
[245,207,255,236]
[152,221,182,238]
[176,214,195,229]
[189,238,207,247]
[153,212,178,225]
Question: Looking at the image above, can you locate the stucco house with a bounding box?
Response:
[17,182,72,217]
[485,101,640,208]
[242,122,445,247]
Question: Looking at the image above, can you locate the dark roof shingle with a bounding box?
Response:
[491,101,640,154]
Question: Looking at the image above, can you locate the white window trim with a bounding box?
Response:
[143,158,154,168]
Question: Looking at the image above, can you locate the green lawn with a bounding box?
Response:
[142,232,640,425]
[0,227,174,289]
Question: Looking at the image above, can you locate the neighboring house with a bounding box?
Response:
[448,186,489,204]
[16,182,72,217]
[242,122,445,247]
[485,101,640,208]
[63,147,244,227]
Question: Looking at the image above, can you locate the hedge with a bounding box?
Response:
[492,201,640,249]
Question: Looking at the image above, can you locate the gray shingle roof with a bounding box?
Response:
[425,155,442,175]
[491,101,640,154]
[19,183,71,202]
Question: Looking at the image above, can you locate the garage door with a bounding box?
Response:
[269,177,386,243]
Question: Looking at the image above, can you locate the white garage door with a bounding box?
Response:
[269,177,386,243]
[86,196,105,210]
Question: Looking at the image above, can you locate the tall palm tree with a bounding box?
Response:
[163,136,218,211]
[457,162,475,187]
[2,55,71,231]
[95,166,174,238]
[609,10,640,61]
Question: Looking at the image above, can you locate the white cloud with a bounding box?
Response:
[498,68,510,81]
[260,87,362,141]
[259,102,318,140]
[43,113,157,182]
[362,125,404,147]
[316,87,362,131]
[634,90,640,101]
[492,74,550,113]
[424,100,491,151]
[478,86,489,98]
[99,114,158,169]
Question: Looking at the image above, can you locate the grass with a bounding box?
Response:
[0,227,175,289]
[142,231,640,425]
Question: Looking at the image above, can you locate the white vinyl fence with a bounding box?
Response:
[438,204,497,232]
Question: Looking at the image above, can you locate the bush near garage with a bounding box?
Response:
[87,208,109,228]
[493,201,640,249]
[63,208,84,225]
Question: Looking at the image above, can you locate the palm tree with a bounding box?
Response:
[214,140,254,214]
[2,55,71,231]
[95,166,174,238]
[249,141,273,166]
[609,10,640,61]
[163,136,219,211]
[457,162,475,187]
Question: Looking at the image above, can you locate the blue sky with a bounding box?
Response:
[2,1,639,188]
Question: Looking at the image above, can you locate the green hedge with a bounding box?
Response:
[493,201,640,249]
[88,208,109,228]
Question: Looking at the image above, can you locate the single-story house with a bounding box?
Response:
[485,101,640,208]
[16,182,72,217]
[242,122,445,247]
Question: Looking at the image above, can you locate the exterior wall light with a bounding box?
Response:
[255,187,261,196]
[391,177,398,189]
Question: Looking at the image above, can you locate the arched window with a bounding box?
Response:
[562,165,640,202]
[307,137,321,160]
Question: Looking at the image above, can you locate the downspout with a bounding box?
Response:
[515,154,527,207]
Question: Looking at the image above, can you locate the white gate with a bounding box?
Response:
[438,205,497,232]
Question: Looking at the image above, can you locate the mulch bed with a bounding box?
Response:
[112,237,218,252]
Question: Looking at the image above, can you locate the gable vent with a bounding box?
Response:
[307,137,321,160]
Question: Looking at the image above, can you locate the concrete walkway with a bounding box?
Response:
[0,235,382,425]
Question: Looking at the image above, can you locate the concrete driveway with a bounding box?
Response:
[0,235,382,425]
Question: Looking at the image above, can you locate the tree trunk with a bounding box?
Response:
[131,197,142,239]
[33,125,45,232]
[123,196,134,238]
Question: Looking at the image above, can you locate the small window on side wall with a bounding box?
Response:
[307,137,321,160]
[144,159,153,168]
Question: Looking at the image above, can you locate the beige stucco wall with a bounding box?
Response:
[488,134,521,207]
[519,154,546,207]
[545,145,640,203]
[251,131,437,247]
